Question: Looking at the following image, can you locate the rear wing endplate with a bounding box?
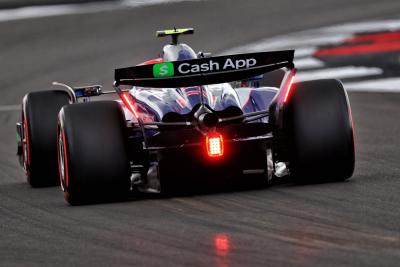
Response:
[114,50,294,88]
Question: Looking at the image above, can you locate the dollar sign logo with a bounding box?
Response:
[153,62,174,78]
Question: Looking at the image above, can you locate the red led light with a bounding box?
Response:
[214,234,230,256]
[121,92,139,119]
[283,75,295,103]
[206,134,224,157]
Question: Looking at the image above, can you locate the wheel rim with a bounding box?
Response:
[58,127,67,191]
[22,112,30,176]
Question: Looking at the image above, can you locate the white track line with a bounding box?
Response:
[346,78,400,92]
[223,34,351,55]
[294,47,317,58]
[296,67,383,82]
[322,19,400,34]
[0,0,199,22]
[294,58,324,69]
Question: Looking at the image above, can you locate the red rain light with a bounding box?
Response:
[214,234,230,256]
[206,134,224,157]
[121,92,139,119]
[283,75,295,103]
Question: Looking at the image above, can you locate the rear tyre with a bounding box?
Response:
[58,101,131,205]
[22,90,70,187]
[284,79,355,182]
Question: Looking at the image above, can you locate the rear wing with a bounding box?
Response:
[114,50,294,88]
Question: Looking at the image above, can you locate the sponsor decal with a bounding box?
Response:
[153,58,258,78]
[153,62,174,78]
[177,58,257,75]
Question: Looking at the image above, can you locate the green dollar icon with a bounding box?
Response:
[153,62,174,78]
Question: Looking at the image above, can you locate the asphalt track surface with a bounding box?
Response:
[1,0,400,266]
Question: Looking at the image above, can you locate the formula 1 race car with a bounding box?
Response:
[16,28,355,205]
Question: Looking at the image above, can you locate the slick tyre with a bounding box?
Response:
[285,79,355,182]
[58,101,130,205]
[22,90,70,187]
